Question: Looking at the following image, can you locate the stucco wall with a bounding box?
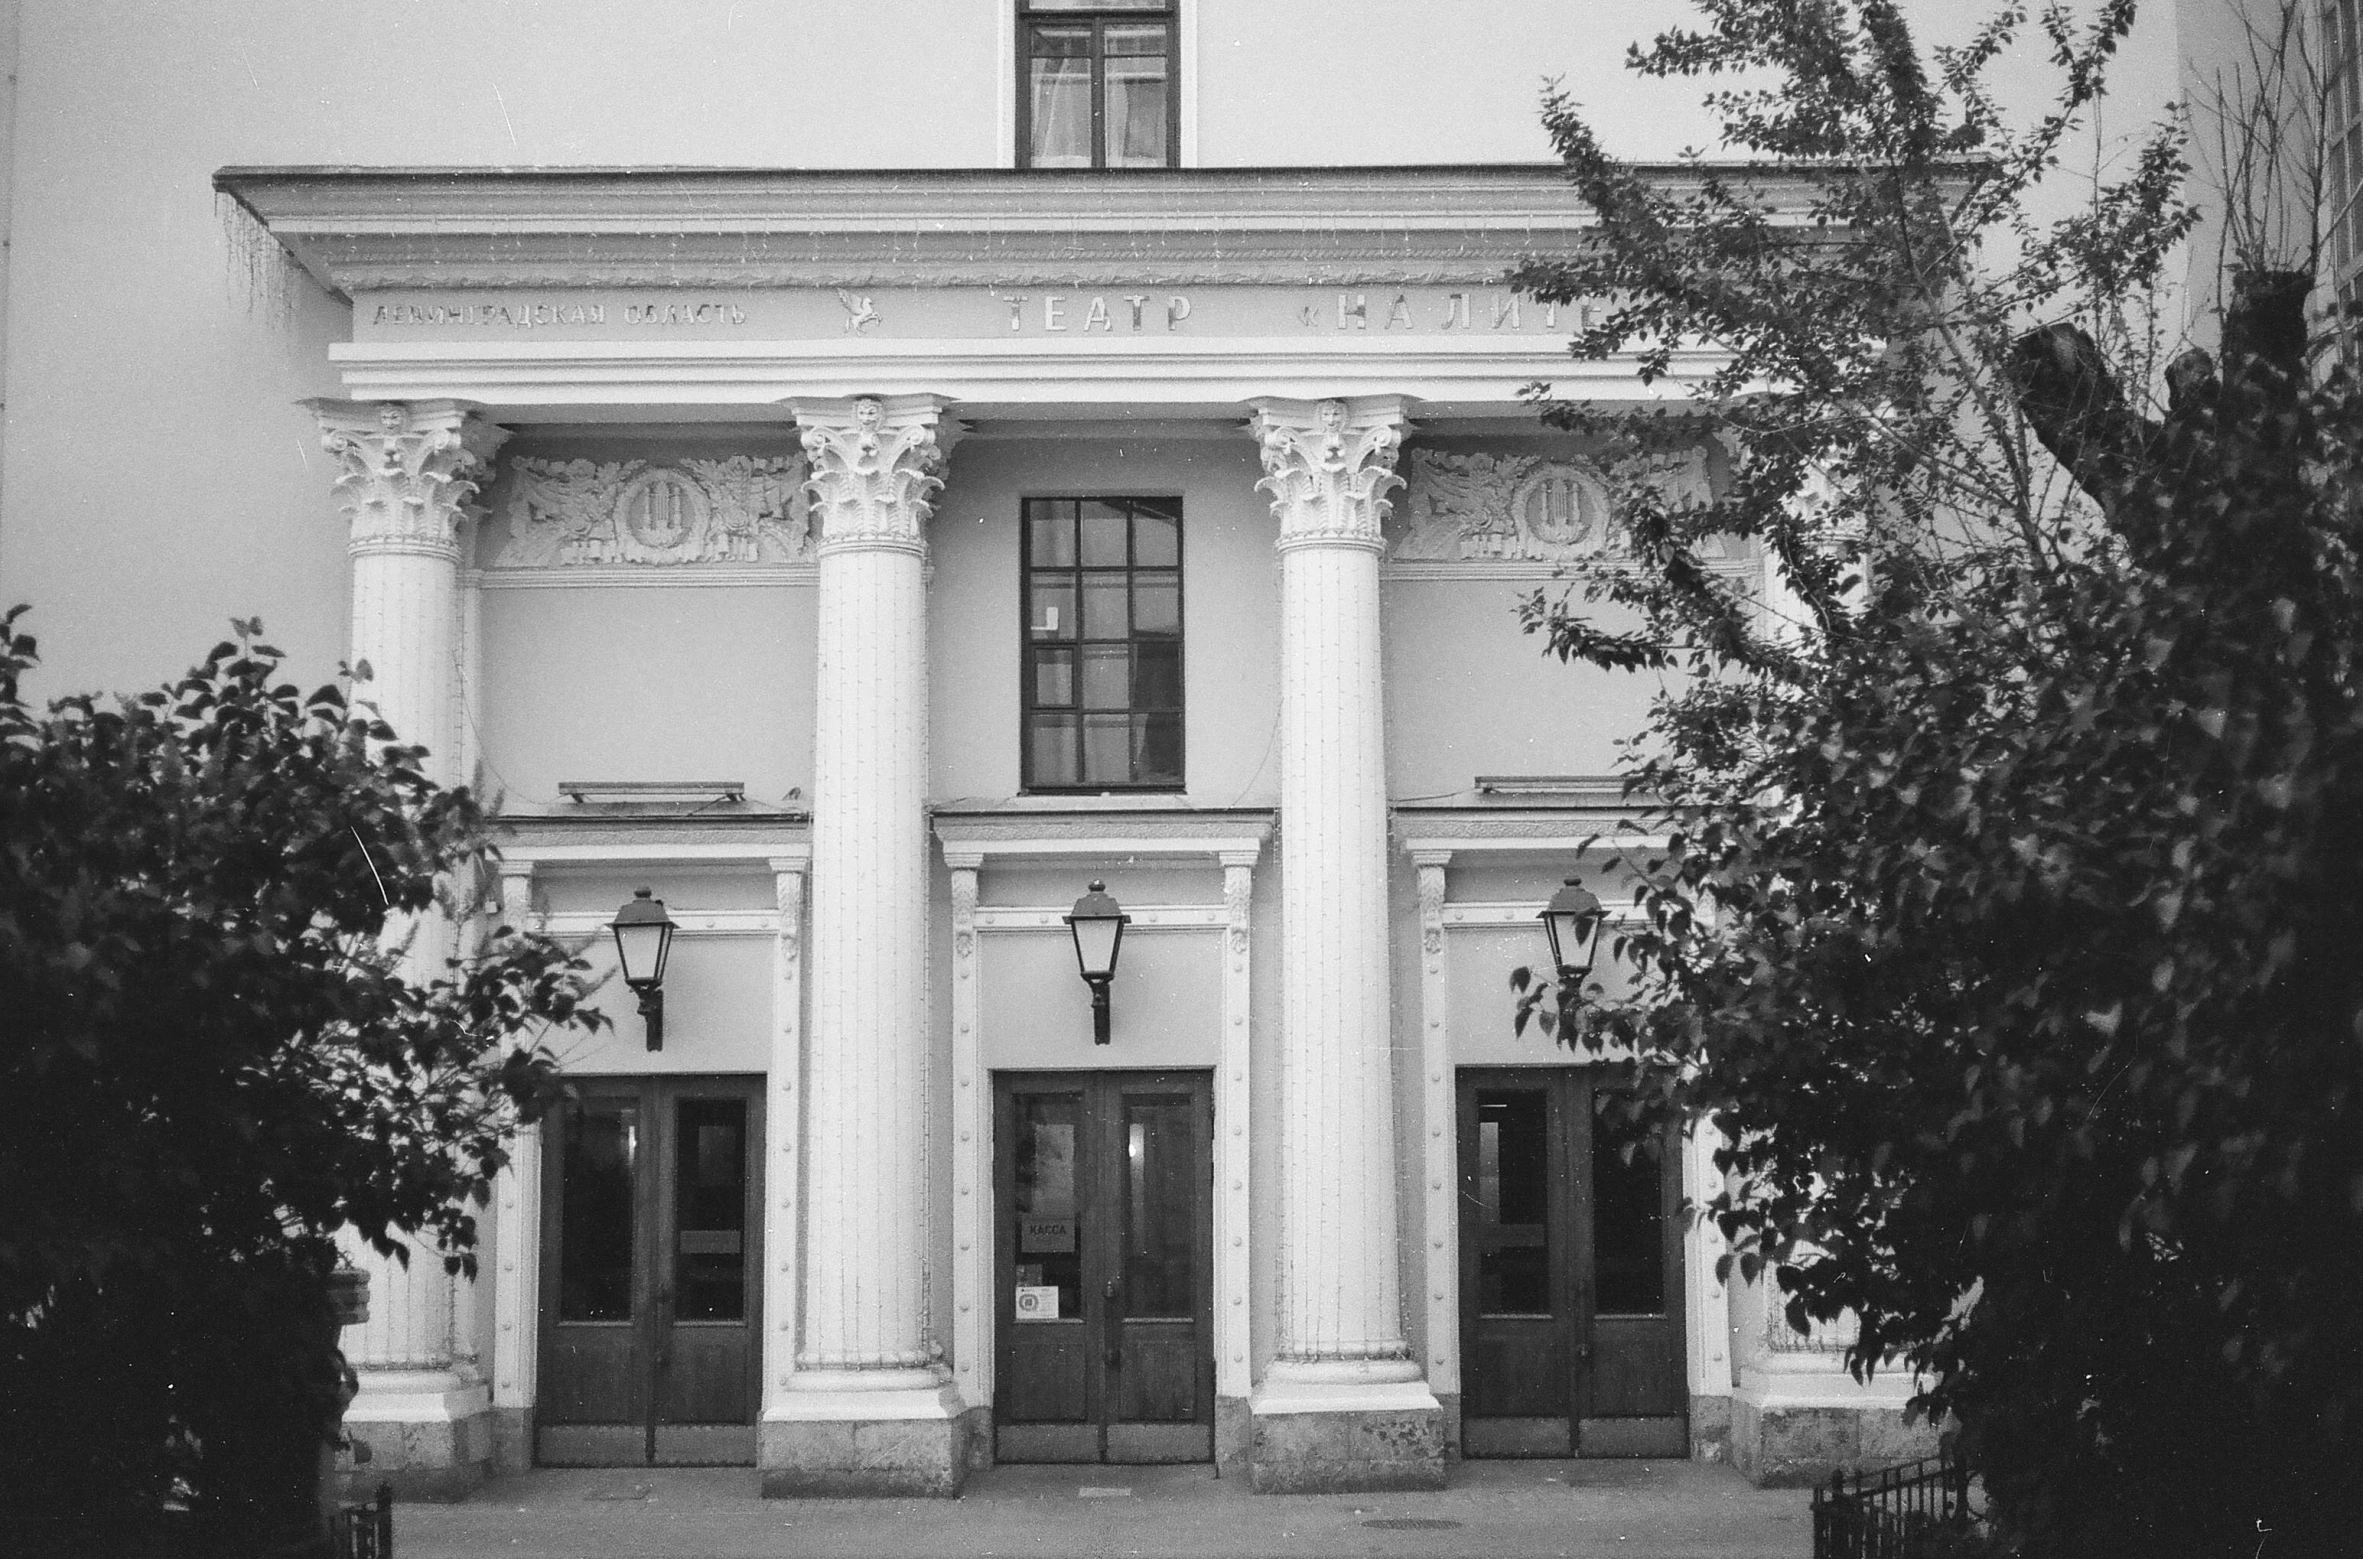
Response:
[929,433,1280,807]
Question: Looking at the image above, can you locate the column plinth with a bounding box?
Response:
[1245,396,1443,1491]
[762,395,969,1496]
[309,398,509,1498]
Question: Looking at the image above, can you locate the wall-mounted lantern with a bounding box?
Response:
[1064,880,1131,1046]
[610,887,677,1051]
[1538,876,1606,991]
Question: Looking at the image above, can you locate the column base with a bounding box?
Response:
[760,1381,971,1497]
[337,1369,491,1501]
[1248,1366,1446,1493]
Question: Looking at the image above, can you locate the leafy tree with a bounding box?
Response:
[0,610,601,1545]
[1510,3,2359,1552]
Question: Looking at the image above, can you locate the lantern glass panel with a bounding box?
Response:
[1071,914,1123,979]
[614,918,673,988]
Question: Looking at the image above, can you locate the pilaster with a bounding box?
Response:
[487,860,541,1475]
[764,394,968,1496]
[760,857,810,1435]
[1409,850,1461,1445]
[943,855,989,1433]
[1214,849,1260,1474]
[310,397,508,1498]
[1245,396,1442,1492]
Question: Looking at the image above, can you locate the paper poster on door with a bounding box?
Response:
[1020,1214,1076,1253]
[1014,1285,1062,1320]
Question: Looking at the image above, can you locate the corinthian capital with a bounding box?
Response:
[1248,396,1415,553]
[792,394,959,557]
[309,399,510,562]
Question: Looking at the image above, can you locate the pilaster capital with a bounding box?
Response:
[1247,395,1415,554]
[309,399,509,562]
[791,394,960,558]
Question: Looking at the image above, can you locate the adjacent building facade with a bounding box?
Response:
[0,0,2192,1500]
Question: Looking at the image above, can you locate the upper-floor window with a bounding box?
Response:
[2327,0,2363,348]
[1019,0,1177,170]
[1022,497,1183,790]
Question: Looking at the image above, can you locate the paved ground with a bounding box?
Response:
[396,1460,1812,1559]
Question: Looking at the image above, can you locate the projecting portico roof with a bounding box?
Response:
[214,164,1793,417]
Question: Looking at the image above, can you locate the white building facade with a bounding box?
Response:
[1,0,2190,1500]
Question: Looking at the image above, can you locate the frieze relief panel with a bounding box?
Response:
[486,454,812,570]
[1388,445,1738,572]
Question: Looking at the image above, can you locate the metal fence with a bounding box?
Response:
[1811,1451,1976,1559]
[332,1482,393,1559]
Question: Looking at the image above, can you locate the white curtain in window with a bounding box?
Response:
[1031,55,1093,169]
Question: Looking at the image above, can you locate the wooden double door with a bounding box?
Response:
[1458,1067,1687,1457]
[536,1075,763,1466]
[994,1071,1214,1463]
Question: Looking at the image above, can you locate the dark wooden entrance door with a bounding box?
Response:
[993,1070,1213,1463]
[1458,1067,1686,1457]
[536,1075,764,1466]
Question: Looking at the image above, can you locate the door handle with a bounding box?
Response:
[654,1286,674,1371]
[1102,1279,1123,1370]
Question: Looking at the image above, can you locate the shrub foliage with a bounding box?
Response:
[0,612,600,1534]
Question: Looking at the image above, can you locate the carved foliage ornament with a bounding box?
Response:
[1251,399,1408,551]
[798,397,949,553]
[1390,445,1715,563]
[317,401,510,561]
[490,453,811,568]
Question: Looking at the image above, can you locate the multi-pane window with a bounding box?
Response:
[1022,498,1183,790]
[1019,0,1177,170]
[2329,0,2363,347]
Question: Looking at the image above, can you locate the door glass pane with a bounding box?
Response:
[1082,713,1133,784]
[1030,712,1080,786]
[673,1098,748,1322]
[1028,27,1093,170]
[1034,646,1076,708]
[1013,1094,1085,1322]
[1132,578,1179,637]
[1080,501,1130,566]
[1080,575,1128,639]
[558,1099,637,1322]
[1122,1098,1195,1318]
[1133,506,1179,567]
[1475,1091,1550,1316]
[1079,644,1129,709]
[1132,714,1182,787]
[1030,577,1076,641]
[1029,502,1078,568]
[1132,641,1181,710]
[1102,25,1170,168]
[1593,1099,1667,1315]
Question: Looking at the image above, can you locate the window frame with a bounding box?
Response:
[1015,0,1181,172]
[1018,495,1186,794]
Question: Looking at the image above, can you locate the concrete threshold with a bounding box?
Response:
[396,1459,1812,1558]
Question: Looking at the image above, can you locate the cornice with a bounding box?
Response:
[214,163,1835,298]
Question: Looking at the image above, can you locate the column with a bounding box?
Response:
[1245,396,1444,1491]
[309,398,509,1496]
[763,394,968,1496]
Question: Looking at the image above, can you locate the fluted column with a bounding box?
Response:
[309,398,508,1492]
[765,394,967,1497]
[1245,396,1441,1491]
